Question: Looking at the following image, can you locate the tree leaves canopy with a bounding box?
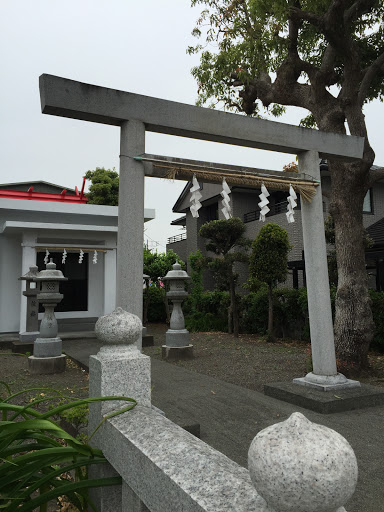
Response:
[143,248,184,285]
[250,222,291,286]
[85,168,119,205]
[199,217,251,255]
[189,0,384,126]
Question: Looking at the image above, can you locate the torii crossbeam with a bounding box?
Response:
[39,73,363,390]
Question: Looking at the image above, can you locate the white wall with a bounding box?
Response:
[0,235,22,332]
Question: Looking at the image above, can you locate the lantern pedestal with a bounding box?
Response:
[33,336,62,357]
[28,354,66,375]
[165,328,190,347]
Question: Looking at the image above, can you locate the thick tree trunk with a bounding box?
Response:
[330,161,375,370]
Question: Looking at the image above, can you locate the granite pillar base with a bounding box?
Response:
[162,345,194,361]
[28,354,66,374]
[33,337,62,357]
[293,372,360,391]
[165,329,190,348]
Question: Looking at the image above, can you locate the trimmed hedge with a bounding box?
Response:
[144,285,384,351]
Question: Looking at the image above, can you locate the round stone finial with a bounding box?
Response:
[95,307,142,345]
[248,412,358,512]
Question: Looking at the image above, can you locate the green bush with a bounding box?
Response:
[185,291,230,332]
[146,285,167,323]
[240,287,310,340]
[240,287,269,335]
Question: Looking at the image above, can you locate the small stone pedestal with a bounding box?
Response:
[28,260,67,375]
[162,262,193,361]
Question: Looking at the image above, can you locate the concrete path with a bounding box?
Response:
[60,335,384,512]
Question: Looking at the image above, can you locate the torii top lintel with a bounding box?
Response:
[39,74,364,161]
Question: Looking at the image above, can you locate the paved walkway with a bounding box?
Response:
[59,332,384,512]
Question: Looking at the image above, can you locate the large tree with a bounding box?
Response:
[189,0,384,371]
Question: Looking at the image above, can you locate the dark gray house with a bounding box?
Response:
[167,162,384,289]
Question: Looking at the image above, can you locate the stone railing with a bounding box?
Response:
[89,308,358,512]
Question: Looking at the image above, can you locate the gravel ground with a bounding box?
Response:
[143,323,384,392]
[0,351,88,404]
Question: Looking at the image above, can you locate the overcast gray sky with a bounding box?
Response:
[1,0,384,252]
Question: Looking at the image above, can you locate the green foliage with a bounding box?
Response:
[250,223,290,287]
[59,402,89,430]
[189,1,384,114]
[199,217,250,257]
[241,287,309,339]
[146,286,167,322]
[0,384,136,512]
[85,167,119,205]
[143,248,185,323]
[241,287,269,335]
[185,291,230,332]
[199,218,250,336]
[143,248,184,285]
[188,249,206,312]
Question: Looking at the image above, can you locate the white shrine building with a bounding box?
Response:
[0,181,155,334]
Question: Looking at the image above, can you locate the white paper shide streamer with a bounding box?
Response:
[258,184,270,222]
[43,249,50,265]
[93,250,98,264]
[190,175,202,218]
[286,184,297,224]
[62,249,67,264]
[79,249,84,264]
[220,178,232,220]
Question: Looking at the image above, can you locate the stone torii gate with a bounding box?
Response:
[39,74,363,390]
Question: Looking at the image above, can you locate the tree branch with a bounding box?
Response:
[358,52,384,105]
[345,0,379,24]
[368,167,384,187]
[289,6,323,28]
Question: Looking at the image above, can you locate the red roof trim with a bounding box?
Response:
[0,188,88,203]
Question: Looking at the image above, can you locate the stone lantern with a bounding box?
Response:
[28,259,67,374]
[19,265,40,342]
[162,261,193,360]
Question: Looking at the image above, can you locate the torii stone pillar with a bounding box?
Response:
[117,120,145,349]
[293,151,359,390]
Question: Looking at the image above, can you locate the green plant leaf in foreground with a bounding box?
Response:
[0,385,137,512]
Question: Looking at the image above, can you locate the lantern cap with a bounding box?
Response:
[163,260,190,281]
[35,259,67,281]
[19,265,39,281]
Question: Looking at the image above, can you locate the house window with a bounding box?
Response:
[206,202,218,221]
[363,189,373,214]
[36,251,88,312]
